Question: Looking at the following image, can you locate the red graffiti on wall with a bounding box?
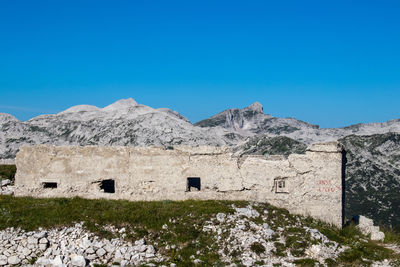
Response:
[316,180,341,193]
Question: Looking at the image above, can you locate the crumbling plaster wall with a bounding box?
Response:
[15,142,344,227]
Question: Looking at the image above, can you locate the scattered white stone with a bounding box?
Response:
[104,243,115,253]
[193,259,202,264]
[35,257,52,266]
[135,238,146,245]
[85,247,95,254]
[1,179,10,186]
[39,243,48,250]
[204,204,347,266]
[27,236,38,244]
[7,256,20,265]
[216,213,226,223]
[357,215,385,241]
[233,205,260,218]
[147,245,155,254]
[71,254,86,267]
[96,247,106,257]
[34,231,47,239]
[39,237,49,244]
[52,256,63,267]
[0,255,7,265]
[0,224,163,266]
[371,259,392,267]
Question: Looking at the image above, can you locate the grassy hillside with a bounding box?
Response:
[0,196,399,266]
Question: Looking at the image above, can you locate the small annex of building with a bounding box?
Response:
[14,142,346,227]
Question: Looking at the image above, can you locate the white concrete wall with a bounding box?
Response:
[15,142,345,227]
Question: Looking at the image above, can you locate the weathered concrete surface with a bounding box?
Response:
[15,142,345,227]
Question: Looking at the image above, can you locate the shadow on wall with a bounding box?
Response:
[342,150,347,227]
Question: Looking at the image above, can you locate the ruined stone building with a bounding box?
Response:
[14,142,345,227]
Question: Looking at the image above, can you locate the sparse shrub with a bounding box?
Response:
[0,164,16,182]
[382,226,400,245]
[293,258,317,266]
[230,249,241,258]
[320,228,344,243]
[338,241,393,263]
[324,258,337,267]
[270,233,279,241]
[339,222,363,240]
[273,242,286,257]
[27,257,37,264]
[250,242,265,255]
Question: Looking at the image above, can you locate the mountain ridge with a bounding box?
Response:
[1,98,400,161]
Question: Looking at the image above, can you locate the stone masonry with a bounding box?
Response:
[14,141,345,227]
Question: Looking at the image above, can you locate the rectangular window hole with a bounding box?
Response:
[187,177,201,192]
[100,179,115,193]
[43,182,57,189]
[274,178,288,193]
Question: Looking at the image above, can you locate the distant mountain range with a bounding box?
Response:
[2,98,399,160]
[1,98,399,228]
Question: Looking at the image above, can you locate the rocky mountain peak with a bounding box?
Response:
[0,113,19,123]
[102,98,138,111]
[58,105,100,115]
[244,102,264,113]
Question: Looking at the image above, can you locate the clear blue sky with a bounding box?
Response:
[0,0,399,127]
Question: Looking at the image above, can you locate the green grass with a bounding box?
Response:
[338,241,394,266]
[382,226,400,245]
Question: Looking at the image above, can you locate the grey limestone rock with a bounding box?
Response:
[357,215,385,241]
[0,255,7,265]
[7,256,21,265]
[216,213,226,223]
[96,247,106,257]
[70,254,86,267]
[27,236,38,245]
[1,179,10,186]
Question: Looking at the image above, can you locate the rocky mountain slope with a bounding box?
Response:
[0,99,230,161]
[195,103,400,144]
[339,133,400,229]
[233,135,308,158]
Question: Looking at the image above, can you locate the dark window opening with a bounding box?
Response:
[274,178,288,193]
[43,182,57,189]
[100,179,115,193]
[186,177,201,192]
